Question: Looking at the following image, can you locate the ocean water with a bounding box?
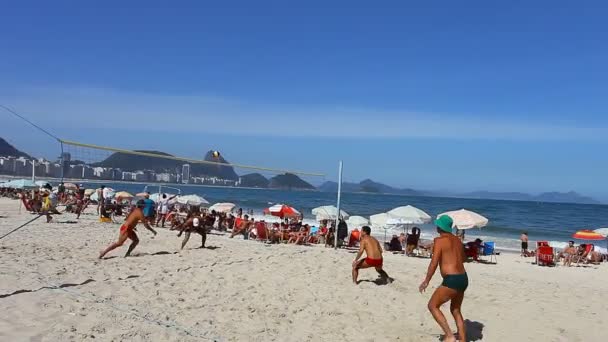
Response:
[94,183,608,252]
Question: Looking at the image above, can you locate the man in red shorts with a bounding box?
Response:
[352,226,392,284]
[99,200,157,259]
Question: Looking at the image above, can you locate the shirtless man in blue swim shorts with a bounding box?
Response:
[419,215,468,342]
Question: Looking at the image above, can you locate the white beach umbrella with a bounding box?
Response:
[4,179,38,189]
[346,215,369,228]
[387,205,432,224]
[177,194,209,206]
[370,213,389,228]
[594,228,608,237]
[84,188,96,196]
[209,202,236,213]
[438,209,488,230]
[312,205,349,221]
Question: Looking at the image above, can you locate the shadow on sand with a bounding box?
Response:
[357,277,395,286]
[439,320,485,341]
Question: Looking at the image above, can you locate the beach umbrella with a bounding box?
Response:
[177,194,209,206]
[312,205,350,221]
[4,179,38,189]
[62,182,78,191]
[438,209,488,230]
[114,191,134,200]
[264,204,301,218]
[35,180,50,187]
[346,215,369,228]
[136,192,148,197]
[387,205,432,224]
[84,188,95,196]
[209,202,236,213]
[594,228,608,237]
[370,213,389,228]
[572,229,606,241]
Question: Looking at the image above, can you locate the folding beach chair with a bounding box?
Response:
[479,241,497,264]
[255,221,269,242]
[536,246,555,266]
[535,241,552,265]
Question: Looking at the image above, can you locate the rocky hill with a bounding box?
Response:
[94,150,239,180]
[0,137,32,159]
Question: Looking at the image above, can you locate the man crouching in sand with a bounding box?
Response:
[99,200,157,259]
[352,226,392,284]
[419,215,468,342]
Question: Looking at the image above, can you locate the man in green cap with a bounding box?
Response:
[419,215,468,342]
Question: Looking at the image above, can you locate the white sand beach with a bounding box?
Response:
[0,197,607,342]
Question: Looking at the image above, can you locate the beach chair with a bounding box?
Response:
[307,226,320,244]
[255,222,269,242]
[536,246,555,266]
[479,241,497,264]
[573,244,595,266]
[347,229,361,248]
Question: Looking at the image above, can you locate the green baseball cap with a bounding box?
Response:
[435,215,454,233]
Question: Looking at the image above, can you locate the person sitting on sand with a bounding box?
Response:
[558,241,576,265]
[352,226,392,284]
[386,235,403,253]
[99,201,157,259]
[178,216,207,249]
[464,238,483,262]
[406,227,421,255]
[294,224,310,244]
[230,214,251,238]
[419,215,468,342]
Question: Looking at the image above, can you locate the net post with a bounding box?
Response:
[59,140,64,183]
[334,160,343,250]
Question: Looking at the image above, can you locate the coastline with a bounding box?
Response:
[1,197,607,341]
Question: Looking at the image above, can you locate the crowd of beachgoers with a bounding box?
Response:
[1,181,606,268]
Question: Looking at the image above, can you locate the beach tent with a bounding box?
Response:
[346,215,369,228]
[437,209,488,230]
[209,202,236,213]
[177,194,209,206]
[264,204,301,218]
[312,205,349,221]
[3,179,38,189]
[387,205,432,225]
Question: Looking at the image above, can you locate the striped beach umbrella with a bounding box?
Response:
[264,204,301,218]
[572,229,606,240]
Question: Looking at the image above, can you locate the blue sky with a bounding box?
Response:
[1,1,608,198]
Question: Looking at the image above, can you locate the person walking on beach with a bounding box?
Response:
[520,231,529,256]
[99,201,157,259]
[419,215,468,342]
[177,216,207,249]
[352,226,392,284]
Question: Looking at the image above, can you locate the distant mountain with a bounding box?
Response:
[318,179,423,196]
[239,173,270,188]
[0,137,32,159]
[461,191,534,202]
[269,173,315,190]
[94,150,239,180]
[535,191,600,205]
[457,190,600,204]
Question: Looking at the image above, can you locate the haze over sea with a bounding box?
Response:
[93,182,608,252]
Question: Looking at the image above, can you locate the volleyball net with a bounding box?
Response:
[54,139,325,189]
